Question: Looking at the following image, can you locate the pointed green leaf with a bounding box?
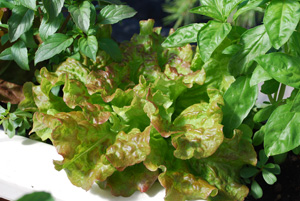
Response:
[8,6,34,42]
[264,103,300,156]
[98,38,122,62]
[255,53,300,89]
[162,23,205,48]
[191,0,244,21]
[0,48,13,60]
[42,0,64,21]
[79,35,98,61]
[264,0,300,49]
[98,5,137,24]
[69,1,91,33]
[250,65,272,86]
[222,76,258,137]
[228,25,272,76]
[11,40,29,71]
[190,5,224,22]
[233,0,269,20]
[39,14,64,41]
[35,33,73,64]
[197,21,232,62]
[19,0,36,10]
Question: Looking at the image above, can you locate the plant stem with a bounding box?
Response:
[58,13,71,33]
[277,84,286,102]
[268,94,275,104]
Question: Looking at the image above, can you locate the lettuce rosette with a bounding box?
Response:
[19,19,256,201]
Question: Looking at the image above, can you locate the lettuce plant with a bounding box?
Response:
[19,19,257,201]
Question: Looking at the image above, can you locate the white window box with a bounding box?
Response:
[0,132,169,201]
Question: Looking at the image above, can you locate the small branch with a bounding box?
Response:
[0,40,16,53]
[267,94,275,104]
[277,84,286,102]
[58,13,71,33]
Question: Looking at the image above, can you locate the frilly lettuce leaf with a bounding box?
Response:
[106,126,151,171]
[98,163,159,197]
[189,129,257,201]
[159,171,218,201]
[18,19,257,200]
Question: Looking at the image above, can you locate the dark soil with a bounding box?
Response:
[246,153,300,201]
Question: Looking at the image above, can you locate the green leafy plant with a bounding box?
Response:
[0,0,136,104]
[0,102,32,138]
[18,19,257,201]
[163,0,300,199]
[240,150,281,199]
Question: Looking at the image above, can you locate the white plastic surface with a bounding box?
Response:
[0,132,169,201]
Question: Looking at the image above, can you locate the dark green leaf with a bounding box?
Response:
[20,28,37,48]
[19,0,36,10]
[99,0,122,4]
[190,4,224,22]
[233,0,269,20]
[35,33,73,64]
[42,0,64,21]
[251,180,263,199]
[11,40,29,71]
[264,103,300,156]
[255,53,300,89]
[250,65,272,86]
[288,31,300,57]
[253,126,265,146]
[254,104,277,123]
[264,163,281,175]
[222,44,242,55]
[228,25,272,76]
[240,166,259,178]
[291,88,300,112]
[98,5,137,24]
[0,0,15,9]
[259,149,268,165]
[222,76,258,137]
[261,79,280,95]
[198,21,232,62]
[262,169,277,185]
[264,0,300,49]
[16,192,54,201]
[8,6,34,42]
[0,48,13,60]
[39,14,64,41]
[79,35,98,61]
[98,38,122,62]
[162,23,205,48]
[190,0,244,22]
[69,1,91,33]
